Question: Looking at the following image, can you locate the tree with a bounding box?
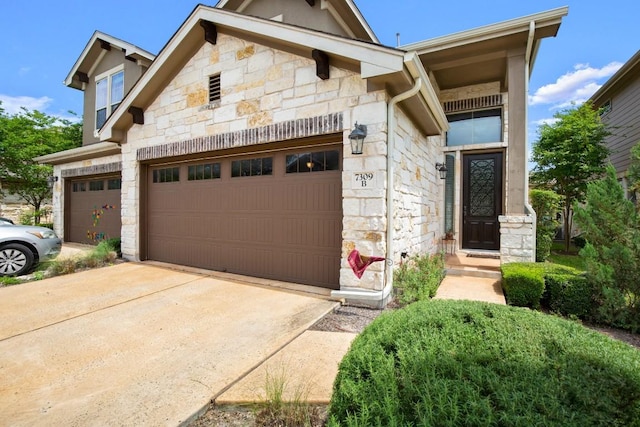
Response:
[573,165,640,331]
[531,102,610,253]
[626,142,640,204]
[0,104,82,223]
[529,189,561,262]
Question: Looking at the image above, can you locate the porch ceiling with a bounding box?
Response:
[403,7,568,91]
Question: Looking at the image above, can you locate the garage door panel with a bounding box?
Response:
[67,176,121,245]
[147,147,342,289]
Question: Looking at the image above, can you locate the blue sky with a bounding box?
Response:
[0,0,637,147]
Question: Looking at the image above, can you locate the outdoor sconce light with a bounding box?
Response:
[47,175,59,189]
[435,162,448,180]
[349,122,367,155]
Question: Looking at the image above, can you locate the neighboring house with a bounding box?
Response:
[590,49,640,197]
[36,0,567,307]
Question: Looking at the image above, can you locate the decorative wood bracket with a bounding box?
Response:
[75,71,89,83]
[128,107,144,125]
[312,49,330,80]
[98,39,111,51]
[305,0,315,6]
[200,20,218,45]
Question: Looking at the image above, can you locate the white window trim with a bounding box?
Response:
[94,64,125,135]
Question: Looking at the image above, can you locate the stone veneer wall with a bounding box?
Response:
[123,33,390,293]
[499,215,535,263]
[52,154,122,239]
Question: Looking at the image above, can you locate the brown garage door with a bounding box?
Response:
[66,175,122,244]
[146,147,342,289]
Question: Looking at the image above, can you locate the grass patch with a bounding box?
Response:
[329,299,640,426]
[255,364,324,427]
[547,251,586,271]
[47,240,119,277]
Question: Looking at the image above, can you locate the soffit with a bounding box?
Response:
[34,142,121,165]
[403,7,567,91]
[100,6,412,141]
[65,31,156,90]
[214,0,378,42]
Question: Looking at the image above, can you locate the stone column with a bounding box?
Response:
[499,215,535,263]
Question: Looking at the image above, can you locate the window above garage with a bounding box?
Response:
[231,157,273,177]
[286,150,340,173]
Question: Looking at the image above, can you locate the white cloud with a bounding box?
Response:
[533,118,560,127]
[529,62,623,108]
[0,94,53,115]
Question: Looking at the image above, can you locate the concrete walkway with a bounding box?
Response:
[435,253,506,305]
[0,263,338,426]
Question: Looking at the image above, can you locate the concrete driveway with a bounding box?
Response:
[0,263,338,426]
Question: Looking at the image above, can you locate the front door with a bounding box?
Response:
[462,152,503,250]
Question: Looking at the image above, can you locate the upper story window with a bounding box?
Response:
[446,108,503,147]
[95,65,124,130]
[599,100,612,116]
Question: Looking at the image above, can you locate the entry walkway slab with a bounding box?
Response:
[435,275,506,305]
[216,331,356,405]
[0,264,338,426]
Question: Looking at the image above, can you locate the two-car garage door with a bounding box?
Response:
[146,146,343,289]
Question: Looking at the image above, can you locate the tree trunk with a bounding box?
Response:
[34,201,41,225]
[564,202,571,253]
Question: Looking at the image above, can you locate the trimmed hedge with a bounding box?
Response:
[329,300,640,427]
[543,272,594,318]
[500,263,545,309]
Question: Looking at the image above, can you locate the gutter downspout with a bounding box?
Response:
[524,20,537,261]
[384,77,423,299]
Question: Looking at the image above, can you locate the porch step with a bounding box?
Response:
[435,275,506,305]
[446,267,502,280]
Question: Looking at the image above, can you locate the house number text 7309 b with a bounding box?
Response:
[352,172,378,189]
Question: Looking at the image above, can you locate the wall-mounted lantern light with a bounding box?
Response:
[435,162,448,180]
[47,176,59,189]
[349,123,367,155]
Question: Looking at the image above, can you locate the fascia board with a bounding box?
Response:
[99,6,404,141]
[404,52,449,132]
[64,31,156,87]
[590,49,640,103]
[34,142,121,165]
[401,6,568,54]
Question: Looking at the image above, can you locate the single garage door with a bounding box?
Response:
[146,146,342,289]
[66,175,122,244]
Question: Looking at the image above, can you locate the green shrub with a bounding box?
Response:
[530,189,561,262]
[501,262,545,309]
[574,165,640,332]
[393,253,445,305]
[543,273,594,318]
[104,237,122,257]
[572,235,587,248]
[329,300,640,427]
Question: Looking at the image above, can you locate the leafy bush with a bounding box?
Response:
[104,237,122,257]
[393,253,445,305]
[574,165,640,332]
[329,300,640,427]
[530,189,561,261]
[543,272,594,318]
[572,235,587,248]
[501,262,545,309]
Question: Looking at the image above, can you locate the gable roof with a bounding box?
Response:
[402,7,568,91]
[590,49,640,106]
[214,0,378,43]
[64,31,156,90]
[99,5,446,142]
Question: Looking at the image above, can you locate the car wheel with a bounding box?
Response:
[0,243,35,276]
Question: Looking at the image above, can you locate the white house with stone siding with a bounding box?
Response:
[37,0,567,307]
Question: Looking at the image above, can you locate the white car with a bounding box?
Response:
[0,223,62,276]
